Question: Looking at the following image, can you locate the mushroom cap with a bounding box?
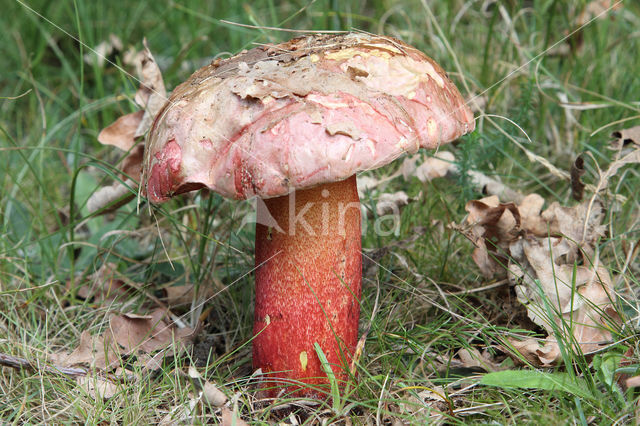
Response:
[144,33,474,202]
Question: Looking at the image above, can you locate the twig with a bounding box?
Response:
[0,352,139,382]
[447,279,510,296]
[0,352,87,377]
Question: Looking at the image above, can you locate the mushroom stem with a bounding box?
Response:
[253,175,362,397]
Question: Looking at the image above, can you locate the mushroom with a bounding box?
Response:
[143,33,474,397]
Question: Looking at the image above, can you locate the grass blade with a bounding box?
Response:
[480,370,597,401]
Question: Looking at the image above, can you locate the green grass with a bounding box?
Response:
[2,0,640,423]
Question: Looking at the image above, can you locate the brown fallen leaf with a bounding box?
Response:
[375,191,410,216]
[356,175,383,197]
[162,284,215,308]
[414,151,455,183]
[98,110,144,151]
[90,40,167,213]
[456,347,502,372]
[221,407,249,426]
[57,307,195,375]
[458,195,520,277]
[71,262,134,303]
[202,382,227,407]
[507,337,561,367]
[84,34,123,67]
[60,330,121,371]
[159,397,200,425]
[133,39,167,138]
[121,143,145,180]
[398,385,447,416]
[611,125,640,149]
[86,179,137,213]
[585,124,640,199]
[188,365,228,407]
[109,308,193,354]
[401,151,455,182]
[625,375,640,388]
[571,155,585,201]
[163,285,196,307]
[457,194,619,366]
[77,376,119,399]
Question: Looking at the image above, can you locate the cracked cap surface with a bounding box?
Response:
[144,32,475,202]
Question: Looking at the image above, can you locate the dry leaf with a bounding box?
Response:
[414,151,455,182]
[401,151,455,182]
[456,347,502,372]
[77,376,118,399]
[597,149,640,192]
[517,194,546,235]
[221,407,249,426]
[188,364,203,379]
[625,376,640,388]
[376,191,409,216]
[400,155,419,180]
[159,397,200,425]
[162,284,215,307]
[187,365,227,406]
[97,110,144,151]
[507,337,561,366]
[357,175,384,198]
[96,40,164,149]
[133,39,167,138]
[459,196,520,277]
[398,385,446,416]
[416,387,447,402]
[585,125,640,194]
[91,40,166,213]
[109,308,192,354]
[584,125,640,197]
[457,194,618,365]
[84,34,123,67]
[164,285,196,307]
[137,352,164,372]
[202,382,228,407]
[466,169,525,204]
[571,155,585,201]
[611,125,640,149]
[73,262,134,302]
[87,144,144,213]
[121,143,145,179]
[86,179,137,213]
[53,306,196,378]
[61,330,120,370]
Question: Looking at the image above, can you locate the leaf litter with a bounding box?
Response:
[55,308,195,369]
[88,39,167,213]
[457,193,619,365]
[50,260,206,401]
[454,123,640,365]
[158,365,247,425]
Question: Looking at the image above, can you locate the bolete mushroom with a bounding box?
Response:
[144,33,474,397]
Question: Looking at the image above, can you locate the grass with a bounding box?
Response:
[1,0,639,423]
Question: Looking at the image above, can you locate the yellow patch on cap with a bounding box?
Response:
[325,47,392,61]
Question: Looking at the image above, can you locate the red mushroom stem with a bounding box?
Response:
[253,174,362,397]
